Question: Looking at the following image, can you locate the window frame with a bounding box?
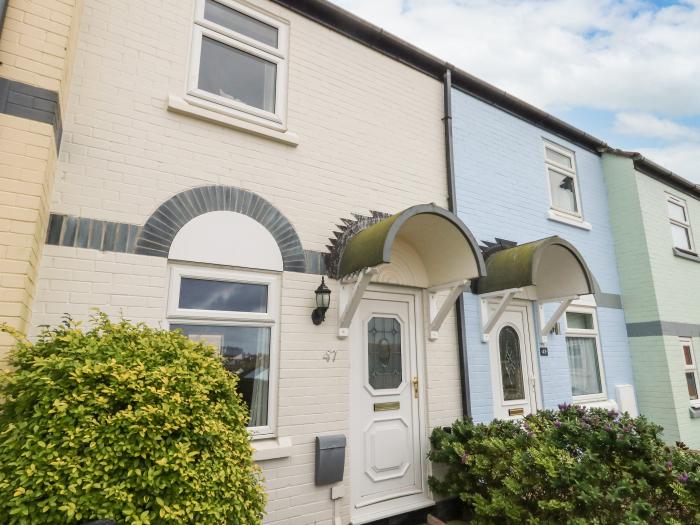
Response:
[187,0,289,129]
[565,305,607,403]
[680,337,699,404]
[543,140,583,220]
[666,194,695,254]
[167,263,281,438]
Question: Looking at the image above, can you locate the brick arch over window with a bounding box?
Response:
[135,185,306,272]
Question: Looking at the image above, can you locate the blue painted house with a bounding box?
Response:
[451,90,638,422]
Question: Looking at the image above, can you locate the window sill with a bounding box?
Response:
[547,210,592,231]
[252,436,293,461]
[673,247,700,263]
[167,94,299,147]
[575,397,617,411]
[689,403,700,419]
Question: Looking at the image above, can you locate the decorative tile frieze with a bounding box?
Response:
[0,77,62,149]
[46,186,327,275]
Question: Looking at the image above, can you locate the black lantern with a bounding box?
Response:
[311,277,331,325]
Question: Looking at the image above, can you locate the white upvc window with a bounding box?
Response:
[565,307,607,403]
[681,338,699,404]
[544,141,583,219]
[167,263,281,438]
[188,0,289,128]
[666,194,695,253]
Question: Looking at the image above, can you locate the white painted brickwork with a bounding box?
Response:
[31,0,462,522]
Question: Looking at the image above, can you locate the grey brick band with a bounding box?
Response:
[46,214,141,254]
[626,321,700,338]
[46,186,327,275]
[0,77,62,150]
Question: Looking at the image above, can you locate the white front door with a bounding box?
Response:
[488,300,540,420]
[350,288,430,523]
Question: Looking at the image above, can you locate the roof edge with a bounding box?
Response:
[274,1,698,195]
[271,0,608,153]
[604,148,700,199]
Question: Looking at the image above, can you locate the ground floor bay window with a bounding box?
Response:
[167,263,280,437]
[565,307,607,403]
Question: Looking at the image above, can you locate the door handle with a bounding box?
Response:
[412,376,419,399]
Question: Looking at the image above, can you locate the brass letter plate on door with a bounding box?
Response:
[508,407,525,417]
[374,402,400,412]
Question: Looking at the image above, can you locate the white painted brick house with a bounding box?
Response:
[26,1,479,523]
[4,0,685,523]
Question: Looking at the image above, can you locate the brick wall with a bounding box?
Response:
[0,0,82,359]
[0,0,81,106]
[0,113,55,358]
[452,90,635,422]
[603,153,700,448]
[29,0,461,522]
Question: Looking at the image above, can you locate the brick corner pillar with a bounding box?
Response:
[0,0,83,361]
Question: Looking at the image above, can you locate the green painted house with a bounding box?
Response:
[603,151,700,449]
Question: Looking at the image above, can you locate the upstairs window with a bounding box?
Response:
[681,338,699,403]
[544,141,582,218]
[189,0,289,126]
[667,194,695,253]
[565,308,606,402]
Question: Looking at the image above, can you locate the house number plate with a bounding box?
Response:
[508,407,525,417]
[374,401,400,412]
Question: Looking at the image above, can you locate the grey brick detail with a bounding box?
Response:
[0,76,62,150]
[46,214,142,255]
[46,188,326,275]
[626,321,700,338]
[304,250,327,275]
[135,186,309,273]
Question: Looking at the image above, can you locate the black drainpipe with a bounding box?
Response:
[443,69,472,419]
[0,0,8,37]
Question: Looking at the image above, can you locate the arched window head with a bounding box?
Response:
[168,211,283,271]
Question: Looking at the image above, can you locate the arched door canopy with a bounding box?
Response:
[476,236,600,342]
[477,236,599,300]
[337,204,486,285]
[334,204,486,340]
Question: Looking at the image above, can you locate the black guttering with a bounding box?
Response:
[271,0,606,153]
[443,69,472,419]
[272,0,700,198]
[0,0,8,37]
[603,148,700,199]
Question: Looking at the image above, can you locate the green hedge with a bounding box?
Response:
[429,405,700,524]
[0,314,266,524]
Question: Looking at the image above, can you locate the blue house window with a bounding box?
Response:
[544,141,582,219]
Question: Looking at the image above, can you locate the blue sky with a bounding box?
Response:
[334,0,700,183]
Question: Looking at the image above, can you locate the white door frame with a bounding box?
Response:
[487,298,541,419]
[349,284,432,524]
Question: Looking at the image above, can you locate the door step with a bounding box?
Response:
[361,498,463,525]
[426,515,468,525]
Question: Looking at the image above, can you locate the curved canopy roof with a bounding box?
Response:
[476,236,599,300]
[337,204,486,286]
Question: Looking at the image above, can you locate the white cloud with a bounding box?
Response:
[333,0,700,183]
[638,143,700,183]
[613,112,700,141]
[333,0,700,115]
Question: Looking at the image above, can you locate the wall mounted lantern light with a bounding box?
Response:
[312,277,331,325]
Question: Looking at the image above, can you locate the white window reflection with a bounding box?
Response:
[178,277,267,313]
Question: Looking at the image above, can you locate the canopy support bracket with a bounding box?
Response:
[480,288,522,342]
[338,267,378,339]
[539,296,577,343]
[428,279,469,341]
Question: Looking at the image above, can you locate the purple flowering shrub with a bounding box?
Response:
[428,405,700,524]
